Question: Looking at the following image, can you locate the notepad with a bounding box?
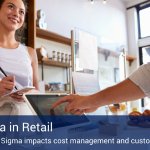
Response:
[2,86,35,98]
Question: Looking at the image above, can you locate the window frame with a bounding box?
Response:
[136,2,150,39]
[139,47,144,107]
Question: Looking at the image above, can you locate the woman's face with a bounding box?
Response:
[0,0,25,31]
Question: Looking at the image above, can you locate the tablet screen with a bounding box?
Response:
[25,94,69,115]
[24,94,90,128]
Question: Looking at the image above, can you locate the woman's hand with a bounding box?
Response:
[10,88,39,102]
[0,76,15,97]
[10,92,24,102]
[52,94,99,115]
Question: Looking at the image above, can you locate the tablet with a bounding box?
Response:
[23,93,69,115]
[23,94,90,128]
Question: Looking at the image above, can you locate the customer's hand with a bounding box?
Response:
[0,76,15,97]
[51,94,98,115]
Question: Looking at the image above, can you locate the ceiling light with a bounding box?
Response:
[90,0,94,4]
[103,0,107,4]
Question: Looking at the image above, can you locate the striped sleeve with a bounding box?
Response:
[128,62,150,97]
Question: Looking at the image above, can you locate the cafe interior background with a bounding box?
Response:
[20,0,150,115]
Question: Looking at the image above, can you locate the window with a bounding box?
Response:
[137,2,150,38]
[137,1,150,109]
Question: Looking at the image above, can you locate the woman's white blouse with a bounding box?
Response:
[0,44,33,88]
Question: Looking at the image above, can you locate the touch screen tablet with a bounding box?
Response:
[24,94,72,115]
[23,94,90,128]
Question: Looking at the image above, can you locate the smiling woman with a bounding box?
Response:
[0,0,26,32]
[0,0,39,115]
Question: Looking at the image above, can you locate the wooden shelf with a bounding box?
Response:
[98,47,136,66]
[39,58,70,68]
[126,55,136,66]
[36,27,71,46]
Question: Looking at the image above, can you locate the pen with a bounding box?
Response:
[0,67,18,90]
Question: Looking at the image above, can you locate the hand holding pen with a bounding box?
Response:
[0,67,19,98]
[0,67,18,90]
[0,76,16,97]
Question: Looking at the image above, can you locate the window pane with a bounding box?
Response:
[139,7,150,38]
[142,47,150,63]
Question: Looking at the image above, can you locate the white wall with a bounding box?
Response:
[36,0,128,50]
